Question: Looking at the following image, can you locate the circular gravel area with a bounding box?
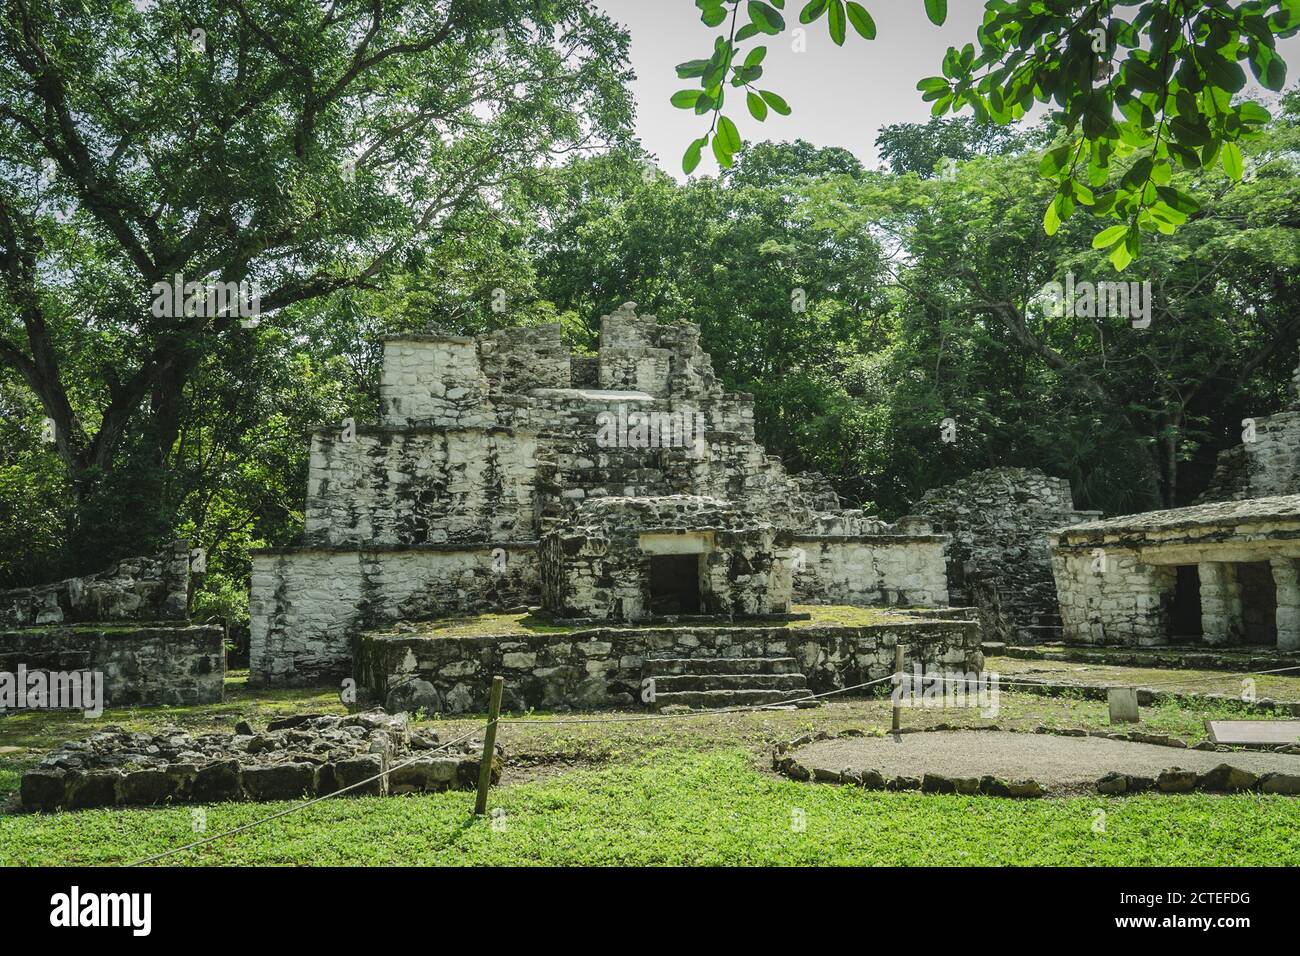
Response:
[793,731,1300,794]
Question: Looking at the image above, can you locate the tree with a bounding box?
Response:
[675,1,1299,266]
[0,0,632,572]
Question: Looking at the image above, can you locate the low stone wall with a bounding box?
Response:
[19,711,499,811]
[1050,547,1173,646]
[791,535,949,608]
[357,618,983,714]
[0,541,191,628]
[249,542,539,687]
[0,624,224,707]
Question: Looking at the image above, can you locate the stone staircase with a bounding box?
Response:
[643,656,818,711]
[1014,610,1064,645]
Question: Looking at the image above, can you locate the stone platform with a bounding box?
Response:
[357,611,983,714]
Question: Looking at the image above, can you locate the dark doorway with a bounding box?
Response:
[648,554,701,615]
[1236,561,1278,646]
[1170,565,1202,641]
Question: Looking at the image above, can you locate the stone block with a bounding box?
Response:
[120,769,177,805]
[333,755,387,796]
[20,769,66,811]
[242,762,316,801]
[65,770,121,809]
[192,760,243,803]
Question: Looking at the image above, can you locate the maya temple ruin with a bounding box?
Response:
[7,304,1300,714]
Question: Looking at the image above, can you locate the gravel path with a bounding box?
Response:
[794,731,1300,792]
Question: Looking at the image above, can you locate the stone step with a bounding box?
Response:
[1016,624,1064,642]
[650,673,809,693]
[644,656,801,676]
[651,688,819,711]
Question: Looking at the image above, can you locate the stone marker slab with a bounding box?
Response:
[1205,720,1300,746]
[1108,687,1140,724]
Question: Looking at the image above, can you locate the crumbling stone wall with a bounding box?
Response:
[0,541,191,628]
[305,427,538,545]
[1050,548,1175,646]
[0,624,224,707]
[20,711,498,811]
[358,617,983,714]
[1201,410,1300,502]
[249,543,538,686]
[908,468,1099,644]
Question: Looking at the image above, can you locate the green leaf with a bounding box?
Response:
[748,1,786,35]
[747,91,769,120]
[759,89,791,115]
[683,136,706,174]
[1221,141,1244,180]
[845,2,876,39]
[671,89,704,109]
[1039,144,1071,178]
[744,46,769,68]
[676,59,709,79]
[712,132,734,169]
[828,0,846,45]
[1092,225,1127,249]
[717,114,742,153]
[1109,238,1133,271]
[799,0,829,24]
[1043,199,1061,236]
[924,0,947,26]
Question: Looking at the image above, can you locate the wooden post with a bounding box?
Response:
[891,644,905,734]
[474,675,504,816]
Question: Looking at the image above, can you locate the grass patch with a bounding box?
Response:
[371,604,920,639]
[2,749,1297,866]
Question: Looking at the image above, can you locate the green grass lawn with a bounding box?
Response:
[2,664,1296,867]
[3,748,1297,866]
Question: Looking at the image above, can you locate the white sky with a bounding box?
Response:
[594,0,1300,177]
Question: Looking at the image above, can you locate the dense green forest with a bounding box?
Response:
[2,3,1299,640]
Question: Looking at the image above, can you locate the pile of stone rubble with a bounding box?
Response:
[19,709,501,811]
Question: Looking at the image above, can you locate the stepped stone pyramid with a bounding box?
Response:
[249,304,950,694]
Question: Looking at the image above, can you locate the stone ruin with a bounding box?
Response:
[19,710,498,811]
[251,304,960,697]
[909,468,1098,646]
[0,541,224,708]
[1050,365,1300,650]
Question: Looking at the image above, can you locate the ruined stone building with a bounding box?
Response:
[249,305,953,687]
[910,468,1097,645]
[1050,374,1300,650]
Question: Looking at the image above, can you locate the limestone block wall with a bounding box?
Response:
[249,543,540,686]
[0,624,224,707]
[909,468,1100,643]
[379,335,494,427]
[305,427,538,545]
[0,541,192,628]
[1050,549,1175,646]
[358,618,984,714]
[1201,410,1300,502]
[479,324,571,394]
[791,535,950,608]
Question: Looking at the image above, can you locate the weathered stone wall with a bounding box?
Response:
[791,535,950,608]
[1050,548,1175,646]
[0,541,191,628]
[1201,410,1300,502]
[0,624,224,707]
[249,543,539,686]
[305,427,538,545]
[358,618,983,714]
[909,468,1100,644]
